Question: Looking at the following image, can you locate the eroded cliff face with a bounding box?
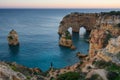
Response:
[106,36,120,54]
[58,12,120,35]
[58,13,98,35]
[89,29,111,58]
[7,29,19,46]
[97,36,120,62]
[100,23,120,37]
[58,12,120,51]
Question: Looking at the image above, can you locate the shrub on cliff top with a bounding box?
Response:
[57,72,80,80]
[101,11,120,16]
[117,23,120,27]
[93,60,120,80]
[65,31,71,39]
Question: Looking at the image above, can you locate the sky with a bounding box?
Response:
[0,0,120,8]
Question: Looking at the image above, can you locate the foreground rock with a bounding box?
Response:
[0,62,26,80]
[0,62,45,80]
[7,29,19,46]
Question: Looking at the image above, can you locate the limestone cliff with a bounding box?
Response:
[58,13,98,35]
[0,62,26,80]
[58,11,120,35]
[106,36,120,54]
[96,36,120,63]
[8,29,19,46]
[0,62,45,80]
[100,23,120,37]
[89,29,111,57]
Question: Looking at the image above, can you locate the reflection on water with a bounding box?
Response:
[9,45,19,54]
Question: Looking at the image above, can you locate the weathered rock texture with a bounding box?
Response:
[8,29,19,46]
[89,29,111,57]
[58,12,120,35]
[58,12,120,51]
[0,62,45,80]
[97,36,120,63]
[59,31,76,49]
[0,62,26,80]
[59,36,72,47]
[100,23,120,37]
[58,13,98,35]
[106,36,120,54]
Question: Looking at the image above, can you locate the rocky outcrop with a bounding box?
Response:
[0,62,26,80]
[100,23,120,37]
[7,29,19,46]
[0,62,45,80]
[106,36,120,54]
[58,13,98,35]
[89,29,111,58]
[59,31,76,50]
[58,11,120,35]
[96,36,120,63]
[76,52,88,59]
[59,36,72,47]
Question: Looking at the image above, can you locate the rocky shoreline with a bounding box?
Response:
[1,11,120,80]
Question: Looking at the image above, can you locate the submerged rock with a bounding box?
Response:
[76,52,88,59]
[70,45,76,50]
[7,29,19,46]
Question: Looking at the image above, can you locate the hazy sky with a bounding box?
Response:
[0,0,120,8]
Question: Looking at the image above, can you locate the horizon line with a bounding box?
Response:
[0,7,120,9]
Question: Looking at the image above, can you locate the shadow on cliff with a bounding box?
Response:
[9,45,20,55]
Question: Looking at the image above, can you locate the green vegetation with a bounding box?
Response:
[26,76,31,80]
[93,60,120,80]
[57,72,80,80]
[10,65,18,72]
[9,63,33,76]
[64,14,70,18]
[65,31,71,39]
[8,36,13,40]
[101,11,120,16]
[87,74,103,80]
[104,33,112,45]
[117,23,120,28]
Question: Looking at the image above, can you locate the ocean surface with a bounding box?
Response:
[0,8,120,71]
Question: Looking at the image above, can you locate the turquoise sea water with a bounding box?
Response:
[0,9,120,71]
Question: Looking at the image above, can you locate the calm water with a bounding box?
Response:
[0,9,120,71]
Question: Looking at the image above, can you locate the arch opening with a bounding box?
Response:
[68,27,72,34]
[79,27,86,38]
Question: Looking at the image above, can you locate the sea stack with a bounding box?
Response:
[7,29,19,46]
[59,31,76,50]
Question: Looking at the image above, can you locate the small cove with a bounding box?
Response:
[0,9,119,71]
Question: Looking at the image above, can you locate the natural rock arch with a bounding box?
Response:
[58,13,99,35]
[58,12,120,35]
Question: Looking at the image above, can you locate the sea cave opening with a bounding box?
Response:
[68,27,72,34]
[79,27,86,38]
